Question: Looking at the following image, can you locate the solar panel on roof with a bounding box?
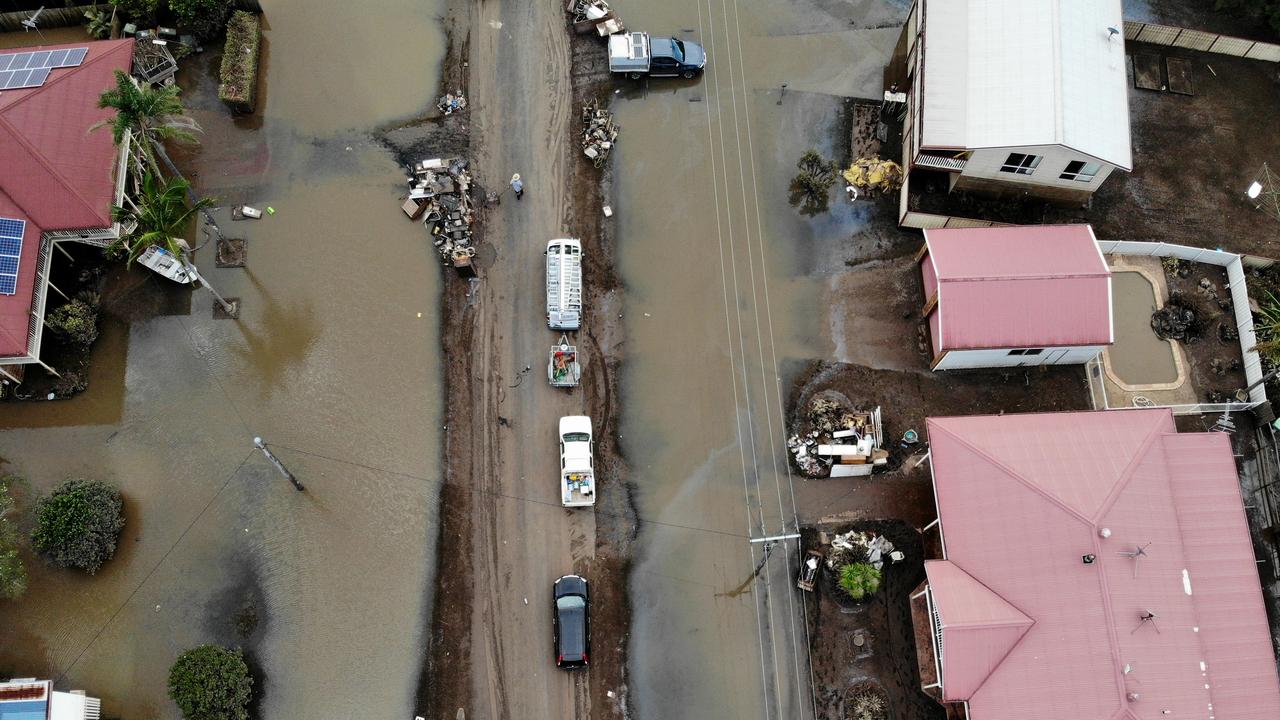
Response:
[0,47,90,91]
[0,216,25,297]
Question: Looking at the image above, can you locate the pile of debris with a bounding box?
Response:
[824,530,903,572]
[581,98,618,168]
[437,91,467,115]
[401,157,478,275]
[565,0,624,36]
[842,157,903,195]
[787,394,887,478]
[1152,291,1202,342]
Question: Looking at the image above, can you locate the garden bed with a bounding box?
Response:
[218,11,261,114]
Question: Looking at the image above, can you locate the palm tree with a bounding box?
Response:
[113,172,211,263]
[838,562,882,601]
[93,70,201,178]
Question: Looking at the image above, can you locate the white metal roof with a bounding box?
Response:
[919,0,1132,170]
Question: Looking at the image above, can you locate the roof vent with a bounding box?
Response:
[1099,527,1112,538]
[1128,692,1141,702]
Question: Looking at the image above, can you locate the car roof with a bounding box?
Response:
[559,416,592,436]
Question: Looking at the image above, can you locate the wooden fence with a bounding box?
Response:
[1124,20,1280,63]
[0,5,93,33]
[0,1,262,33]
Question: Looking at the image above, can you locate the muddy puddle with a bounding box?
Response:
[0,2,446,717]
[1108,271,1180,385]
[610,0,904,717]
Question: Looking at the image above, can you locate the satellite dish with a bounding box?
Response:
[1107,26,1120,40]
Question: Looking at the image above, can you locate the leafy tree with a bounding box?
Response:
[45,292,101,348]
[0,475,27,600]
[84,6,113,40]
[1251,291,1280,363]
[170,0,235,42]
[93,70,201,178]
[110,0,160,25]
[31,479,124,574]
[113,173,213,264]
[838,562,882,601]
[168,645,254,720]
[1215,0,1280,36]
[788,149,839,216]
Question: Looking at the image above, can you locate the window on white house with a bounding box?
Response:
[1000,153,1041,175]
[1007,349,1045,356]
[1060,160,1101,182]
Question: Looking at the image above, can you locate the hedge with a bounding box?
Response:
[218,11,261,114]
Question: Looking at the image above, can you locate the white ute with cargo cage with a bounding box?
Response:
[559,416,596,507]
[546,238,583,331]
[608,31,706,79]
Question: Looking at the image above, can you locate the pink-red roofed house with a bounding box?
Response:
[0,39,135,381]
[909,408,1280,720]
[919,224,1113,371]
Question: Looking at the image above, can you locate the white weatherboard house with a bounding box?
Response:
[896,0,1132,206]
[0,679,101,720]
[919,224,1114,370]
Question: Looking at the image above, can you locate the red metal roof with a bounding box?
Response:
[922,224,1113,351]
[924,409,1280,720]
[0,39,133,358]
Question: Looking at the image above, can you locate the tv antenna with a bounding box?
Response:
[22,7,46,40]
[1116,542,1152,578]
[1131,609,1161,634]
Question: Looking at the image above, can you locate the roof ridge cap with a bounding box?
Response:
[930,421,1095,526]
[940,271,1110,282]
[1090,411,1171,523]
[939,557,1038,703]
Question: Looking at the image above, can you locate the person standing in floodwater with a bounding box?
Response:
[511,173,524,199]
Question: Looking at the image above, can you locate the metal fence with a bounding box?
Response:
[1096,240,1270,407]
[1124,20,1280,63]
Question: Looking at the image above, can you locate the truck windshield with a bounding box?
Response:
[671,39,686,62]
[563,432,590,443]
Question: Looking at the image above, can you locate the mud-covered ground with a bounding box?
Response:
[403,2,634,718]
[1045,45,1280,256]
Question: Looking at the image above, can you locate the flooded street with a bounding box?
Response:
[609,0,905,716]
[0,1,448,718]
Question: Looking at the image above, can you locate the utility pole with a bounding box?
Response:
[254,437,304,491]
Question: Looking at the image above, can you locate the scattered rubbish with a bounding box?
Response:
[437,90,468,115]
[566,0,624,36]
[1151,291,1201,341]
[796,548,824,592]
[788,393,887,478]
[581,98,618,168]
[238,205,263,219]
[842,156,903,194]
[402,157,478,276]
[266,206,276,215]
[826,530,901,572]
[602,205,613,217]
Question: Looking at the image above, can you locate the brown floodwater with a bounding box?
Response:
[1108,271,1180,385]
[610,0,904,717]
[0,2,446,717]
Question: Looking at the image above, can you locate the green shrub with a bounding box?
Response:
[84,6,113,40]
[0,475,27,600]
[111,0,160,25]
[838,562,882,601]
[218,11,261,114]
[168,645,254,720]
[31,479,124,574]
[46,293,100,348]
[170,0,235,42]
[788,149,839,216]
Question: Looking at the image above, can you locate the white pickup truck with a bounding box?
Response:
[546,238,583,331]
[559,416,596,507]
